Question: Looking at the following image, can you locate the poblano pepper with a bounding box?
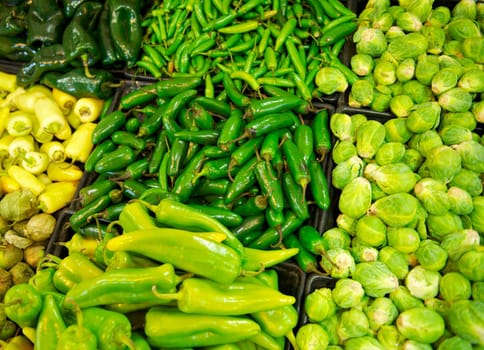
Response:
[71,1,103,31]
[145,306,261,348]
[26,0,64,46]
[40,67,116,99]
[16,44,69,86]
[0,36,35,62]
[108,0,142,67]
[0,3,27,37]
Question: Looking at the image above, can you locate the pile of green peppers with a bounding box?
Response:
[68,75,332,274]
[0,0,149,98]
[2,198,301,349]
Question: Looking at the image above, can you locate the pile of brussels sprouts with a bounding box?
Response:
[295,0,484,349]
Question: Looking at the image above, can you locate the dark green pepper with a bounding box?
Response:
[108,0,142,67]
[0,36,35,62]
[40,67,116,99]
[62,20,101,75]
[0,3,27,37]
[26,0,64,46]
[17,44,69,87]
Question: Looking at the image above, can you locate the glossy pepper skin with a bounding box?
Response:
[26,0,65,46]
[41,67,116,99]
[3,283,43,328]
[145,306,261,348]
[108,0,142,67]
[0,35,35,62]
[62,20,101,72]
[0,3,27,37]
[16,44,70,87]
[35,294,66,350]
[106,227,242,284]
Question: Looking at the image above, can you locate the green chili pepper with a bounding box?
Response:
[312,109,332,160]
[85,140,117,172]
[92,110,126,145]
[223,73,251,108]
[145,306,261,348]
[29,267,57,294]
[308,159,330,210]
[249,211,304,249]
[225,157,258,204]
[247,96,304,119]
[254,160,285,212]
[94,145,137,174]
[152,277,295,315]
[111,130,146,151]
[122,178,148,199]
[167,138,188,177]
[217,109,244,152]
[82,307,136,350]
[294,124,315,165]
[228,136,263,174]
[193,178,230,197]
[3,284,43,328]
[281,138,311,195]
[106,227,242,284]
[189,203,244,227]
[283,233,320,273]
[232,214,266,242]
[35,293,66,350]
[174,129,220,145]
[99,4,121,66]
[282,172,310,220]
[57,304,98,350]
[64,263,182,308]
[171,147,205,201]
[193,96,232,117]
[243,247,299,272]
[78,179,118,207]
[232,195,268,217]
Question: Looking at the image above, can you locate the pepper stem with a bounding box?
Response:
[131,199,158,214]
[151,285,180,301]
[81,54,95,79]
[117,333,136,350]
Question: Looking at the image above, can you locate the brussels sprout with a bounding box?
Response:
[396,307,445,343]
[424,297,450,319]
[351,238,379,263]
[319,248,356,278]
[415,54,440,86]
[355,28,388,57]
[399,0,434,22]
[390,286,424,311]
[409,130,443,159]
[401,340,433,350]
[472,100,484,123]
[443,40,464,57]
[370,89,392,112]
[336,214,357,236]
[322,227,352,250]
[353,261,399,297]
[448,300,484,345]
[396,58,416,82]
[438,87,473,113]
[330,113,354,142]
[473,282,484,302]
[447,186,474,215]
[332,140,358,164]
[319,313,339,346]
[425,145,462,183]
[351,113,369,134]
[402,148,424,171]
[405,264,440,301]
[332,156,366,190]
[338,177,372,219]
[431,68,459,96]
[469,196,484,233]
[452,140,484,174]
[370,181,387,201]
[351,54,376,76]
[438,54,464,75]
[441,111,477,131]
[345,336,386,350]
[366,162,420,194]
[355,120,386,159]
[402,80,433,104]
[387,227,420,254]
[446,17,481,41]
[349,80,374,107]
[377,325,405,349]
[388,5,405,20]
[305,287,337,322]
[378,246,409,279]
[365,297,399,331]
[439,271,472,302]
[452,0,477,19]
[389,95,414,118]
[458,69,484,93]
[426,6,451,27]
[332,278,365,309]
[316,67,349,95]
[427,211,464,241]
[449,168,483,197]
[369,192,419,227]
[386,25,406,40]
[373,60,397,86]
[414,177,450,216]
[421,26,446,55]
[415,239,448,271]
[375,142,406,165]
[387,33,428,61]
[406,102,441,134]
[295,323,329,350]
[437,336,473,350]
[355,215,387,248]
[461,36,484,64]
[457,249,484,282]
[372,11,394,31]
[439,125,473,145]
[337,308,371,342]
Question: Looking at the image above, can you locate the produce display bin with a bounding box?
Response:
[299,273,337,326]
